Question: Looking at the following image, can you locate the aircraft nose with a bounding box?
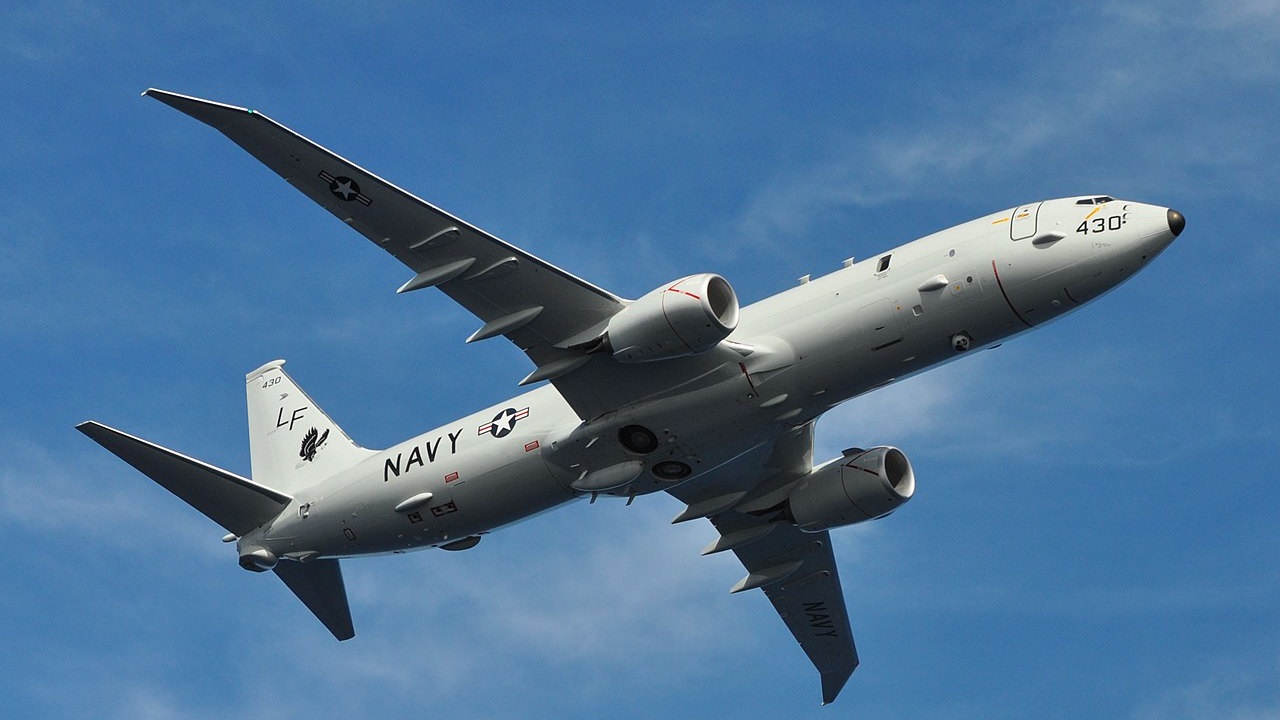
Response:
[1167,208,1186,237]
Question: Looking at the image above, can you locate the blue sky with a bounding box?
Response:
[3,2,1277,718]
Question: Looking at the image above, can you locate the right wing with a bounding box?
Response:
[144,89,626,408]
[144,89,749,421]
[667,424,859,705]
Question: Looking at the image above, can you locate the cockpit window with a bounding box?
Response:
[876,254,892,273]
[1075,196,1115,205]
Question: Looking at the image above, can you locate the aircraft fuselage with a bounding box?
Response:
[247,196,1181,560]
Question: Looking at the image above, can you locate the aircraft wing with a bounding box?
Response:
[144,89,624,400]
[667,424,859,705]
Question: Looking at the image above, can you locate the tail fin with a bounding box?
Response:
[80,362,364,642]
[80,420,357,641]
[246,360,374,494]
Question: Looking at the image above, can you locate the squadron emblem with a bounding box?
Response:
[300,426,329,462]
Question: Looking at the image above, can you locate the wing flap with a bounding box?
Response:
[143,89,623,387]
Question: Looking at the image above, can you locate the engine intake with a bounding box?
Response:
[606,274,739,363]
[788,446,916,532]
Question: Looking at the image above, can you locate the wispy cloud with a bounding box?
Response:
[0,435,231,564]
[713,0,1280,262]
[1129,653,1280,720]
[348,499,752,662]
[0,2,114,64]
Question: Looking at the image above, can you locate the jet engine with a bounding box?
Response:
[787,446,916,532]
[238,547,278,572]
[605,273,739,363]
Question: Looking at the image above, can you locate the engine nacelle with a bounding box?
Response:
[788,446,916,532]
[606,273,739,363]
[238,547,278,572]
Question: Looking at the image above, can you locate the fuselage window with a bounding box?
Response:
[876,254,892,273]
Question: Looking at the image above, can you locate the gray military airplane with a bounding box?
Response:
[79,89,1184,704]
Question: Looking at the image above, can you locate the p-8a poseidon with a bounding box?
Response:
[79,89,1184,704]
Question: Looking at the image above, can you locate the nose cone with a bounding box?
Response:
[1167,208,1186,237]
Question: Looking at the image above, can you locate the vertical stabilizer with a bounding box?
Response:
[246,360,374,494]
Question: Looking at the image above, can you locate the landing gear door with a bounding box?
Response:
[1010,202,1042,241]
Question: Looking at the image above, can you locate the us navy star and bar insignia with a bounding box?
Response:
[478,407,530,438]
[319,170,372,206]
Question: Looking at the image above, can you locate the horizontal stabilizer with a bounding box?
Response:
[77,421,290,536]
[273,559,354,641]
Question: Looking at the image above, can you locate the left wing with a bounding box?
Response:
[667,424,858,705]
[77,421,291,536]
[144,89,623,394]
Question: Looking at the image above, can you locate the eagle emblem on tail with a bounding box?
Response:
[300,427,329,462]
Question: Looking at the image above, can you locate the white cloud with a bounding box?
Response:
[714,0,1280,262]
[814,361,978,458]
[347,498,752,665]
[105,498,770,719]
[0,2,114,64]
[1130,653,1280,720]
[0,434,233,567]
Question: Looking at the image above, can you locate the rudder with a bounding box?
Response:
[246,360,373,494]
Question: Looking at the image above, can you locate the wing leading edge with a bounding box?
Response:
[143,89,623,398]
[668,424,858,704]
